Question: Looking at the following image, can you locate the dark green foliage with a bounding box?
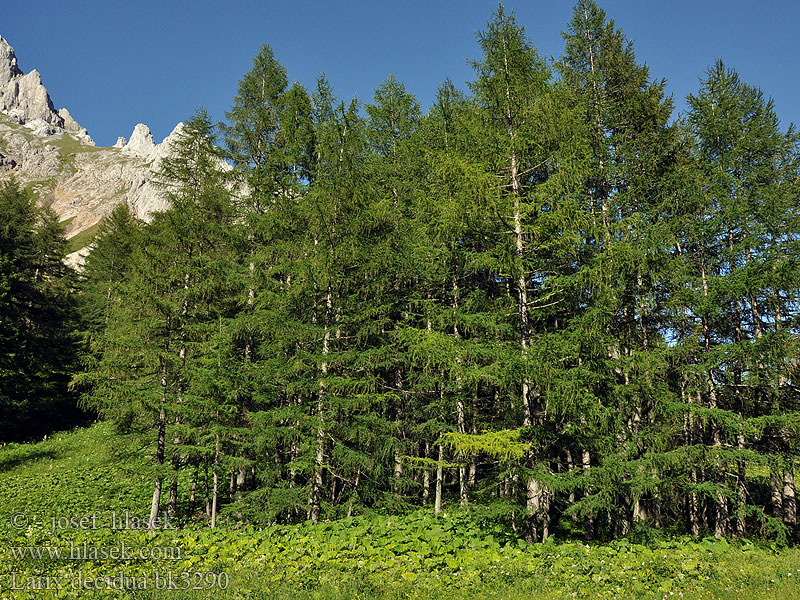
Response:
[556,0,678,537]
[75,110,243,525]
[78,203,142,340]
[65,1,800,544]
[0,180,81,440]
[677,60,800,538]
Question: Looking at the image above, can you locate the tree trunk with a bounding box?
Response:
[783,469,797,529]
[735,432,747,537]
[457,394,467,506]
[211,437,219,529]
[168,443,180,517]
[689,468,700,536]
[699,257,728,539]
[423,441,431,504]
[498,28,547,541]
[394,364,404,496]
[189,463,198,515]
[713,440,728,538]
[469,396,477,489]
[434,444,444,514]
[633,497,646,525]
[168,473,178,518]
[204,456,211,520]
[346,470,360,518]
[310,285,332,525]
[148,410,165,529]
[770,463,784,521]
[149,353,168,529]
[582,448,594,539]
[451,276,468,506]
[566,449,576,510]
[236,462,247,499]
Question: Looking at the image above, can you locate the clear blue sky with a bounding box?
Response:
[5,1,799,147]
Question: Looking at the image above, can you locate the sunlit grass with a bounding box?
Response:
[66,221,102,253]
[2,426,800,600]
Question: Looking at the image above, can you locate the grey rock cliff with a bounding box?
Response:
[0,34,184,267]
[0,37,66,132]
[123,123,156,159]
[0,35,22,83]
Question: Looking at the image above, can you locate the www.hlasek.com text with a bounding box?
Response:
[11,540,182,561]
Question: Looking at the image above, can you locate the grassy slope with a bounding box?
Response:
[0,423,153,521]
[1,117,108,227]
[1,425,800,599]
[65,221,102,254]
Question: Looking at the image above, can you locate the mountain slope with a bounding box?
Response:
[0,35,181,266]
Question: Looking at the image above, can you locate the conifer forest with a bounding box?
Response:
[2,1,800,550]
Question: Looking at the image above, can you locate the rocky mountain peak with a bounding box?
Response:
[123,123,156,158]
[153,121,184,162]
[0,35,93,145]
[0,34,194,268]
[122,122,185,164]
[0,35,22,82]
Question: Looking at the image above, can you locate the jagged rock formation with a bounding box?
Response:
[58,108,92,144]
[0,34,185,267]
[0,35,94,145]
[123,123,156,159]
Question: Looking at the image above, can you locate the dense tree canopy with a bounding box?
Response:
[4,1,797,543]
[0,180,80,440]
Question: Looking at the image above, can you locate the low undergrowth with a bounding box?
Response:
[1,425,799,599]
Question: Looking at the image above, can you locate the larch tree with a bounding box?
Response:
[364,74,423,502]
[559,0,683,538]
[78,110,239,527]
[685,60,800,538]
